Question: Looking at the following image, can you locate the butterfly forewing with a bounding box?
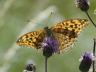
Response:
[51,19,88,36]
[17,30,45,49]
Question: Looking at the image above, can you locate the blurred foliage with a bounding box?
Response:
[0,0,96,72]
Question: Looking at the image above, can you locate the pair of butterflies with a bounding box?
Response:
[16,19,88,53]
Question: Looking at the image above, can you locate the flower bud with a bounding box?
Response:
[42,37,59,57]
[23,64,36,72]
[79,52,93,72]
[75,0,89,11]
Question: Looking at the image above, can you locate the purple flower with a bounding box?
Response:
[24,64,36,72]
[83,52,93,61]
[79,52,93,72]
[42,36,59,57]
[75,0,89,11]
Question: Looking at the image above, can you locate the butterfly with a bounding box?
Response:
[16,19,88,53]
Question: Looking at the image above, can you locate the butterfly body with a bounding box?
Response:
[44,26,53,37]
[17,19,88,53]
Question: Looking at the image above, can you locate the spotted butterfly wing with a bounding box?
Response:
[17,30,45,49]
[51,19,88,52]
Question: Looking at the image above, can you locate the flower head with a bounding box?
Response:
[75,0,89,11]
[23,64,36,72]
[83,52,93,61]
[79,52,93,72]
[42,36,59,57]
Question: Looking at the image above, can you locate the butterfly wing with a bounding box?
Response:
[51,19,88,36]
[16,30,45,49]
[51,19,88,52]
[53,32,76,53]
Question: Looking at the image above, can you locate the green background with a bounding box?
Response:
[0,0,96,72]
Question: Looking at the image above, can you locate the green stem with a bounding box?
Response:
[45,56,48,72]
[85,11,96,28]
[93,39,96,72]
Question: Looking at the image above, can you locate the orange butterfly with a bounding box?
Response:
[16,19,88,53]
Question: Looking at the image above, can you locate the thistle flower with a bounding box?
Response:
[79,52,93,72]
[75,0,89,11]
[42,36,59,58]
[75,0,96,28]
[23,64,36,72]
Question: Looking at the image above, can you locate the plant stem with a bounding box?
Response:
[45,56,48,72]
[85,11,96,28]
[93,39,96,72]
